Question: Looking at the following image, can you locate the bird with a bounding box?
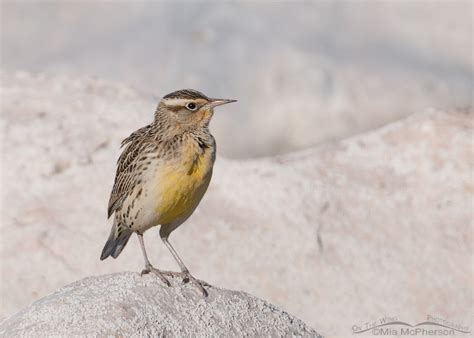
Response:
[100,89,236,296]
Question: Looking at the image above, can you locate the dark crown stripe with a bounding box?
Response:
[163,89,209,100]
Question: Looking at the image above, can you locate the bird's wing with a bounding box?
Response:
[107,125,154,218]
[119,124,152,148]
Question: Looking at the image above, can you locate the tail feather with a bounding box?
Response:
[100,224,132,260]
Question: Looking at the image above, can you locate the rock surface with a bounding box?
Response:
[0,273,320,337]
[1,72,472,336]
[2,2,473,157]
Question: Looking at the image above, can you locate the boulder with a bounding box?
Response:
[0,273,320,337]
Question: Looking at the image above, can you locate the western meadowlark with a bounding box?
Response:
[100,89,236,296]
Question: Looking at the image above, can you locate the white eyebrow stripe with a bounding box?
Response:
[162,98,190,106]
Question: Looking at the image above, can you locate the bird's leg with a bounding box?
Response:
[161,236,208,296]
[137,233,170,287]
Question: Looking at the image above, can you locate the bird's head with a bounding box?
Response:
[156,89,236,130]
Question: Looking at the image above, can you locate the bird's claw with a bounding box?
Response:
[140,266,171,287]
[162,270,208,297]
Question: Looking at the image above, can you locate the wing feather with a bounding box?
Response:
[107,124,154,218]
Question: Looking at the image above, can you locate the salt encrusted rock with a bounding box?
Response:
[0,272,321,337]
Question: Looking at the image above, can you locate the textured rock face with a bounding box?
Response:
[0,273,320,337]
[1,72,472,336]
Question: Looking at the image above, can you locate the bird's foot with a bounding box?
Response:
[140,265,171,287]
[162,270,208,297]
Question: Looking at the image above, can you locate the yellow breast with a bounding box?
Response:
[154,145,214,225]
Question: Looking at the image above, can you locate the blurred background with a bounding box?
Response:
[1,1,472,157]
[1,1,472,336]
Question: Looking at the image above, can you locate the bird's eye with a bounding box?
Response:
[186,102,197,111]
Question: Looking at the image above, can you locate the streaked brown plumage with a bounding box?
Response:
[100,89,236,296]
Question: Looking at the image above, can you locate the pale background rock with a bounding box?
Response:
[1,1,472,157]
[0,71,472,336]
[0,272,320,337]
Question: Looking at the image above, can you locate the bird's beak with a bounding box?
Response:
[206,98,237,109]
